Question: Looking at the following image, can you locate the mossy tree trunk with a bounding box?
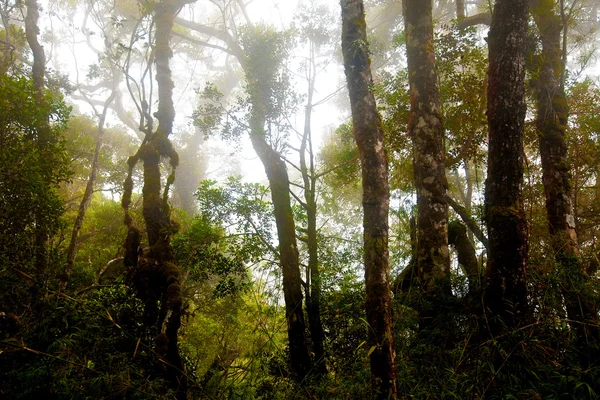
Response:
[531,0,598,342]
[403,0,451,301]
[122,1,187,397]
[341,1,397,398]
[484,0,529,331]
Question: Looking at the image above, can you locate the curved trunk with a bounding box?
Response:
[484,0,529,330]
[448,221,480,292]
[341,1,397,398]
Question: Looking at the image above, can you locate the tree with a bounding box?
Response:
[121,0,188,397]
[241,26,313,381]
[530,0,598,343]
[341,0,397,398]
[402,0,451,303]
[178,9,314,379]
[484,0,530,329]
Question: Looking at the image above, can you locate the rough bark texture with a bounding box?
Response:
[531,0,598,341]
[341,1,397,398]
[123,1,187,397]
[403,0,450,295]
[484,0,529,330]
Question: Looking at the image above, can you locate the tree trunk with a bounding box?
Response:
[341,1,397,398]
[123,1,187,397]
[59,91,116,291]
[484,0,529,330]
[403,0,451,297]
[457,0,466,19]
[446,194,488,249]
[531,0,598,341]
[300,68,326,376]
[247,103,312,381]
[448,221,480,292]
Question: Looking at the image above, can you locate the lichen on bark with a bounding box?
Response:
[403,0,450,299]
[341,0,397,398]
[484,0,530,331]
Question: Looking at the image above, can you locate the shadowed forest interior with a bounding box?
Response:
[1,0,600,398]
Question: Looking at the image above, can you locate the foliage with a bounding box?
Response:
[2,2,600,399]
[1,286,175,399]
[0,74,70,304]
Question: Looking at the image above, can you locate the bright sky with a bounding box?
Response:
[36,0,600,189]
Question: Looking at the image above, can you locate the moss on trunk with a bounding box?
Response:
[341,1,397,398]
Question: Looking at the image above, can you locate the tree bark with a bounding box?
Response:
[341,1,397,398]
[531,0,598,341]
[457,12,491,30]
[484,0,530,330]
[446,194,488,249]
[403,0,451,296]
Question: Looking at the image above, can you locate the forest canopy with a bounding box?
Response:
[1,0,600,399]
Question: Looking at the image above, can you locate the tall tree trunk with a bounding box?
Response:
[234,25,313,382]
[247,101,312,381]
[174,17,313,381]
[341,1,397,398]
[24,0,49,279]
[403,0,451,300]
[59,90,116,291]
[531,0,598,341]
[484,0,529,330]
[300,64,326,376]
[123,1,187,397]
